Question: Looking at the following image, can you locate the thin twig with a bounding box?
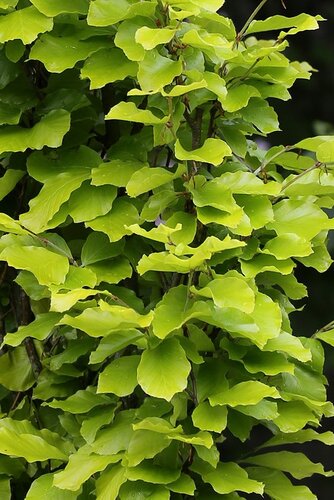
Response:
[236,0,270,43]
[273,161,323,202]
[19,290,42,378]
[254,145,295,176]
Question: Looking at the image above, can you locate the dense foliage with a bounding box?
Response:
[0,0,334,498]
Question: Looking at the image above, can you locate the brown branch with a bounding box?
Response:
[19,290,42,378]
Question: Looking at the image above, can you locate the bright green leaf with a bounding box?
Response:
[0,109,70,155]
[137,338,191,401]
[175,138,231,166]
[0,6,53,44]
[210,381,279,407]
[82,48,137,89]
[97,355,140,396]
[0,245,69,285]
[243,451,333,479]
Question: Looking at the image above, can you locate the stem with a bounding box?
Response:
[227,58,262,89]
[236,0,270,43]
[273,161,323,201]
[254,145,295,176]
[19,290,42,378]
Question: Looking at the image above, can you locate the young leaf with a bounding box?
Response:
[137,338,191,401]
[97,355,140,396]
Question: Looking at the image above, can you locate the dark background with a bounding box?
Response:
[224,2,334,498]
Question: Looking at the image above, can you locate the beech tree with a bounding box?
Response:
[0,0,333,498]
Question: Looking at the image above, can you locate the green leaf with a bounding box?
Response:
[26,474,81,500]
[92,158,147,188]
[80,407,117,446]
[96,464,127,500]
[0,346,35,391]
[263,233,313,260]
[273,401,319,433]
[81,233,124,266]
[192,401,228,432]
[127,164,185,197]
[243,451,333,479]
[126,430,171,467]
[235,400,279,421]
[119,481,170,500]
[262,429,334,449]
[167,474,196,495]
[222,84,260,112]
[0,169,24,200]
[247,467,316,500]
[3,312,62,347]
[49,337,96,371]
[316,139,334,163]
[210,381,279,407]
[0,422,67,462]
[106,101,168,125]
[175,138,231,166]
[81,48,137,89]
[137,49,183,93]
[137,337,191,401]
[97,355,140,396]
[267,200,331,241]
[87,0,157,27]
[0,478,10,500]
[220,171,281,196]
[88,257,132,285]
[114,18,149,61]
[181,29,235,64]
[21,170,91,233]
[191,276,255,313]
[68,182,117,223]
[135,27,175,50]
[0,213,28,235]
[127,462,180,484]
[257,273,307,301]
[241,254,295,278]
[54,453,121,491]
[86,198,139,242]
[60,302,153,337]
[138,236,244,274]
[240,98,279,133]
[0,6,53,44]
[0,109,70,155]
[45,387,112,414]
[30,0,89,16]
[263,332,311,362]
[92,410,135,456]
[30,34,109,73]
[242,350,294,376]
[89,330,144,364]
[316,329,334,347]
[247,13,324,36]
[152,285,211,339]
[0,246,69,285]
[193,461,264,495]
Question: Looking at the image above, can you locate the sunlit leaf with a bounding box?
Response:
[97,355,140,396]
[30,0,89,16]
[26,474,80,500]
[137,338,191,401]
[0,109,70,155]
[0,6,53,44]
[243,451,333,479]
[210,381,279,407]
[81,48,137,89]
[175,138,231,166]
[0,246,69,285]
